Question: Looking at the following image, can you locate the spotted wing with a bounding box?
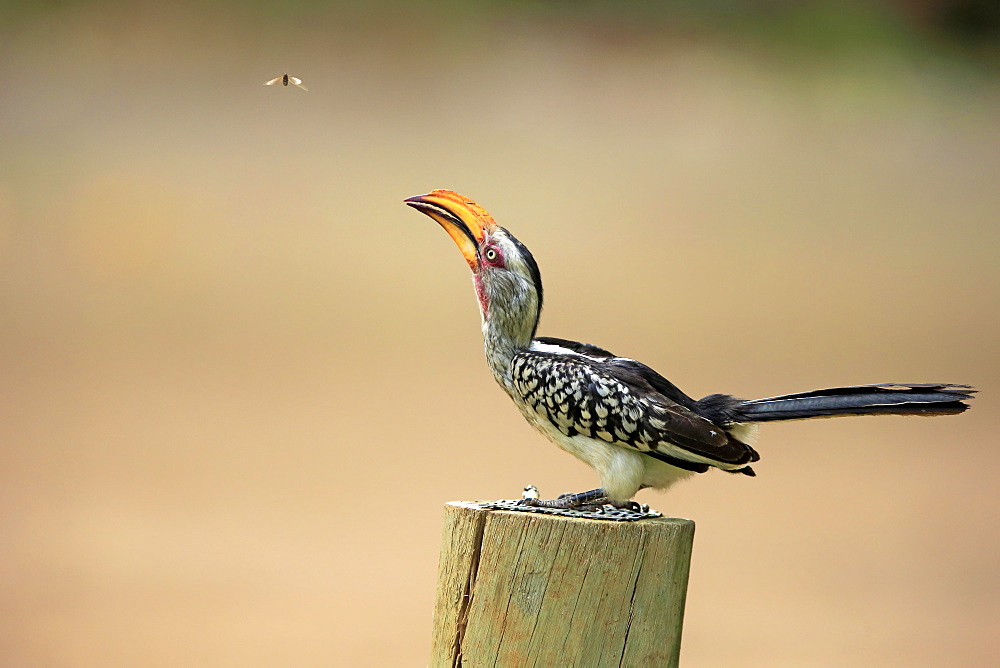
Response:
[511,350,756,469]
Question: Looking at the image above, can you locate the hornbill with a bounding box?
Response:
[405,189,975,510]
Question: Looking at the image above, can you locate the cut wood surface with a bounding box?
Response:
[431,502,696,667]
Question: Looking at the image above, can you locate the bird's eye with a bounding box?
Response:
[483,246,503,266]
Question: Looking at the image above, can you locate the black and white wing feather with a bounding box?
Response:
[512,340,759,472]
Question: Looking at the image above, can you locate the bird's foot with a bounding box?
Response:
[518,487,646,512]
[606,499,650,513]
[518,487,603,509]
[479,485,660,521]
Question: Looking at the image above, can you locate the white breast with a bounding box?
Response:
[508,392,697,502]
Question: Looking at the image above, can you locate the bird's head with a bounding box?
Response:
[405,189,543,347]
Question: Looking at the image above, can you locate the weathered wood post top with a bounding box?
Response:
[431,501,696,667]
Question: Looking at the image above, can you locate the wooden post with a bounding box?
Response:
[431,502,695,667]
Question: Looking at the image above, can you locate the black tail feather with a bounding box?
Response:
[731,383,975,422]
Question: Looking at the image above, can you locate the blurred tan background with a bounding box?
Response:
[1,1,998,665]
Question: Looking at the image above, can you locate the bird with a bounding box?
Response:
[404,189,975,510]
[264,73,308,91]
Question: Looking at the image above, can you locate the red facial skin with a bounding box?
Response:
[474,243,505,313]
[474,274,490,313]
[481,244,505,269]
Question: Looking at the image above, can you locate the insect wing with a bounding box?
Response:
[264,76,283,86]
[289,77,308,91]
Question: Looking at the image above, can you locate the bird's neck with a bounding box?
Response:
[478,275,539,389]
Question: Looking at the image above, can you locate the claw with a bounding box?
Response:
[577,503,606,513]
[610,500,644,512]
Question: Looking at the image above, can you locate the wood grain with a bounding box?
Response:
[431,502,695,667]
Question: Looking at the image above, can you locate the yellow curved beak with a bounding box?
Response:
[404,190,498,270]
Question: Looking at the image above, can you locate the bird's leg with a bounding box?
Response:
[519,488,609,509]
[518,486,649,513]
